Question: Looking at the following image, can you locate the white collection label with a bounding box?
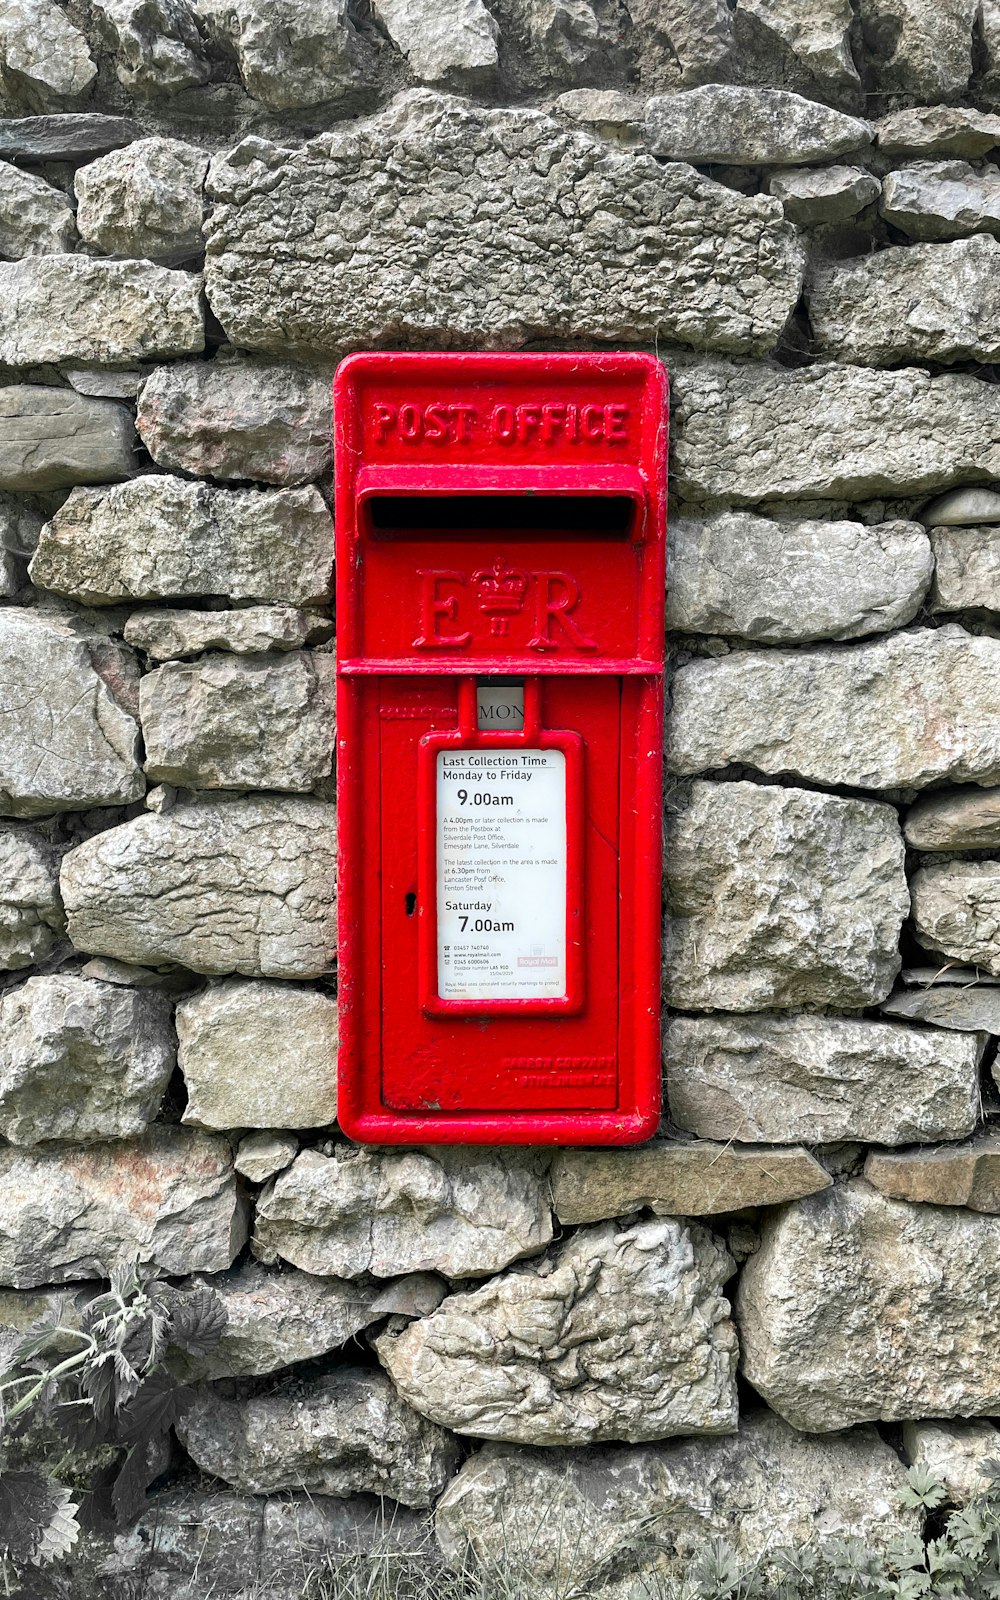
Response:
[436,748,567,1000]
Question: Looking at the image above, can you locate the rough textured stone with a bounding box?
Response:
[436,1414,918,1590]
[508,0,622,91]
[666,513,930,642]
[0,490,40,559]
[0,608,142,817]
[0,825,62,969]
[859,0,976,101]
[628,0,733,89]
[177,1370,462,1505]
[176,978,337,1130]
[0,386,135,491]
[769,164,879,225]
[554,86,645,140]
[125,606,332,660]
[876,105,1000,156]
[374,0,497,84]
[738,1181,1000,1430]
[61,796,336,979]
[234,1132,298,1184]
[549,1143,830,1224]
[137,356,332,484]
[0,975,174,1146]
[0,162,76,256]
[254,1144,552,1278]
[881,982,1000,1032]
[665,1014,982,1145]
[0,0,95,106]
[0,113,138,160]
[63,365,144,400]
[0,1126,247,1287]
[902,1420,1000,1505]
[922,486,1000,525]
[75,138,209,263]
[930,525,1000,612]
[734,0,860,106]
[205,92,803,359]
[865,1136,1000,1212]
[669,626,1000,791]
[664,782,908,1012]
[879,160,1000,239]
[912,860,1000,977]
[376,1217,737,1445]
[906,786,1000,849]
[643,86,871,164]
[140,651,334,791]
[30,476,332,607]
[0,256,203,366]
[190,0,374,111]
[89,0,211,98]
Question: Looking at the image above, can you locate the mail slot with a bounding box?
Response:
[334,351,668,1145]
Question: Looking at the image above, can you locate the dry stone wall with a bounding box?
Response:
[3,0,1000,1594]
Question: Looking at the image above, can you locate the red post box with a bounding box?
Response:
[334,352,668,1145]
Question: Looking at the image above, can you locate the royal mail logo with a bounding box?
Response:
[472,558,528,636]
[414,561,597,652]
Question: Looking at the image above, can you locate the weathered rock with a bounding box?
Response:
[140,650,335,791]
[0,825,62,969]
[549,1143,830,1224]
[0,975,174,1145]
[177,1370,462,1505]
[643,86,871,164]
[912,860,1000,977]
[769,164,879,225]
[508,0,619,90]
[89,0,211,98]
[664,782,908,1012]
[254,1144,552,1278]
[554,87,645,141]
[176,978,337,1130]
[63,365,143,400]
[876,105,1000,156]
[0,608,142,817]
[205,92,803,359]
[436,1414,918,1590]
[665,1014,982,1145]
[233,1131,298,1183]
[75,138,209,263]
[734,0,860,106]
[666,513,930,642]
[0,113,138,160]
[906,786,1000,849]
[190,0,374,111]
[625,0,733,88]
[376,1217,737,1445]
[0,256,203,366]
[930,525,1000,612]
[922,485,1000,525]
[375,0,497,84]
[865,1136,1000,1212]
[902,1420,1000,1505]
[669,626,1000,791]
[30,476,332,607]
[0,490,41,558]
[0,386,135,491]
[125,606,332,660]
[859,0,976,101]
[738,1180,1000,1430]
[0,0,95,107]
[0,1126,247,1287]
[60,795,337,979]
[880,160,1000,240]
[137,356,332,484]
[881,982,1000,1033]
[0,162,76,257]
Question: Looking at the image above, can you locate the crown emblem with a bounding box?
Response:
[472,557,529,635]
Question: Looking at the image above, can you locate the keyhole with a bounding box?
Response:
[405,892,416,916]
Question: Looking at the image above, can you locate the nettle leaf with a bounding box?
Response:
[166,1286,228,1357]
[81,1355,116,1428]
[0,1470,79,1565]
[116,1370,189,1447]
[111,1443,154,1527]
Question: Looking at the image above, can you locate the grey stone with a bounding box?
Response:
[140,650,335,791]
[136,355,332,484]
[906,786,1000,849]
[769,165,880,225]
[233,1131,298,1183]
[176,978,338,1130]
[902,1420,1000,1505]
[0,1126,247,1287]
[255,1145,552,1279]
[510,0,618,90]
[0,975,174,1146]
[549,1143,831,1224]
[0,386,135,491]
[374,0,498,84]
[0,490,42,557]
[809,236,1000,366]
[734,0,861,106]
[63,365,144,400]
[125,606,332,660]
[865,1135,1000,1212]
[0,0,96,107]
[554,88,645,142]
[0,162,76,257]
[738,1180,1000,1430]
[190,0,374,111]
[922,486,1000,525]
[0,825,62,969]
[0,113,138,161]
[60,795,337,979]
[177,1370,462,1505]
[629,0,734,89]
[666,513,930,642]
[669,627,1000,792]
[75,138,209,264]
[204,92,804,360]
[79,955,196,991]
[930,525,1000,612]
[375,1216,737,1445]
[912,860,1000,979]
[643,86,871,165]
[881,983,1000,1032]
[859,0,976,101]
[664,781,908,1012]
[0,608,142,817]
[0,256,203,367]
[89,0,211,98]
[880,160,1000,240]
[30,476,332,607]
[665,1014,982,1145]
[435,1414,918,1591]
[876,105,1000,157]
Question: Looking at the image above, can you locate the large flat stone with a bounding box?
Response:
[912,860,1000,976]
[0,386,135,491]
[930,525,1000,612]
[643,85,871,163]
[666,513,930,642]
[922,486,1000,526]
[30,476,332,607]
[125,605,332,660]
[0,256,203,366]
[75,137,209,264]
[0,114,137,159]
[176,978,338,1129]
[0,825,62,969]
[669,626,1000,791]
[0,162,76,257]
[60,795,337,979]
[876,105,1000,157]
[738,1180,1000,1430]
[881,982,1000,1033]
[254,1145,552,1278]
[0,1126,247,1286]
[664,781,908,1012]
[865,1135,1000,1212]
[140,650,334,791]
[906,785,1000,848]
[665,1014,982,1145]
[549,1143,830,1223]
[880,160,1000,239]
[205,91,803,359]
[376,1216,737,1445]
